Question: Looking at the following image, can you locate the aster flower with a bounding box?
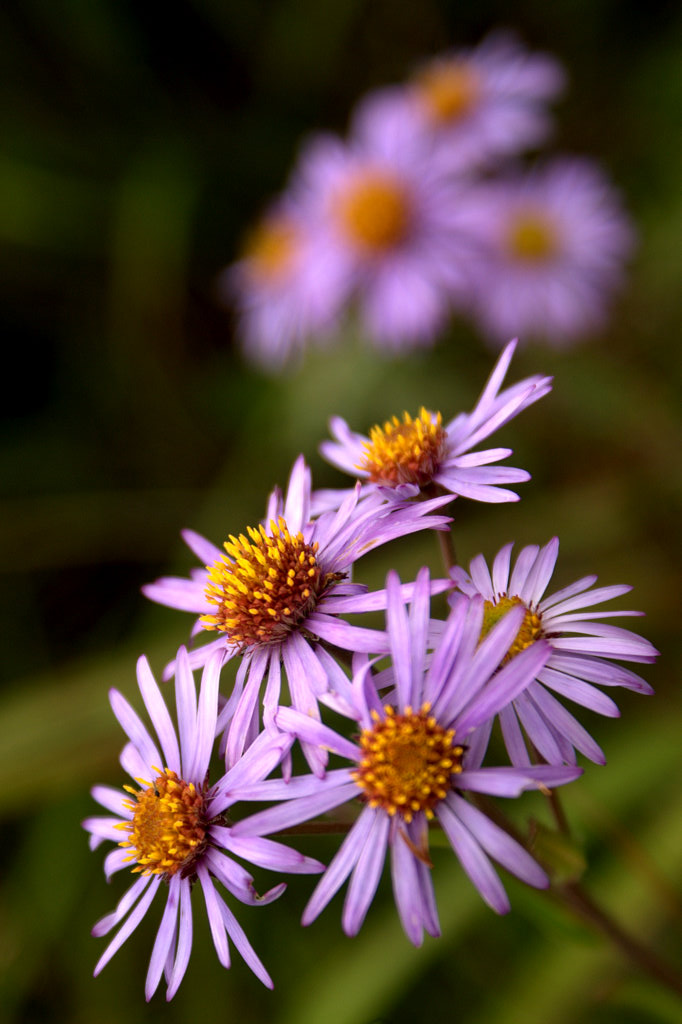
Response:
[285,94,480,351]
[450,538,657,766]
[228,570,581,941]
[143,455,452,773]
[316,338,551,510]
[83,648,323,1001]
[462,159,635,346]
[219,202,341,370]
[357,32,565,174]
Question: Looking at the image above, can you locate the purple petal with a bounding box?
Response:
[302,808,376,926]
[436,800,510,914]
[145,875,181,1001]
[109,689,161,773]
[217,899,274,989]
[165,878,193,1000]
[94,877,161,976]
[136,655,181,776]
[450,794,547,888]
[197,863,230,967]
[342,811,390,936]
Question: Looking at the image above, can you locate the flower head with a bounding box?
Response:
[450,538,657,765]
[229,570,581,941]
[284,98,479,351]
[83,649,322,1000]
[358,33,565,174]
[462,159,635,346]
[143,455,452,772]
[317,338,551,508]
[221,203,341,370]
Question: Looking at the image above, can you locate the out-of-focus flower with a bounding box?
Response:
[229,570,581,940]
[83,650,322,1001]
[219,203,341,369]
[143,456,451,773]
[462,159,635,346]
[316,339,551,510]
[450,538,657,765]
[284,95,480,351]
[358,32,565,174]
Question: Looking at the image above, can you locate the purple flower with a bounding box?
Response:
[83,648,322,1000]
[450,538,657,765]
[284,97,480,351]
[462,159,635,346]
[316,339,551,509]
[143,455,452,773]
[219,203,342,370]
[357,32,565,174]
[229,570,581,941]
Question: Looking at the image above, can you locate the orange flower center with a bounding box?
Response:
[201,517,342,649]
[117,769,207,878]
[352,704,464,823]
[413,60,481,124]
[506,211,558,263]
[480,595,543,663]
[335,170,411,253]
[358,408,446,487]
[243,215,299,282]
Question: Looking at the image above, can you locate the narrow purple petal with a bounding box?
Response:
[197,864,229,967]
[230,782,359,838]
[492,543,513,597]
[222,834,324,874]
[436,801,510,914]
[519,537,559,605]
[306,613,390,654]
[145,875,180,1001]
[343,811,390,936]
[386,570,414,709]
[391,820,431,945]
[136,655,181,776]
[109,689,161,773]
[91,875,152,938]
[217,899,274,989]
[94,877,161,976]
[302,808,375,926]
[508,544,540,596]
[543,583,633,617]
[166,878,193,1000]
[175,647,198,776]
[275,706,360,761]
[181,528,223,565]
[187,649,221,781]
[537,666,621,716]
[450,794,548,888]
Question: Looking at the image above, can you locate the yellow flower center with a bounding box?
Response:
[117,769,207,878]
[243,215,299,282]
[335,170,411,253]
[413,60,481,124]
[352,704,464,823]
[480,595,543,663]
[201,517,341,649]
[506,212,558,263]
[357,408,446,487]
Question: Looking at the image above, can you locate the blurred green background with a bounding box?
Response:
[1,1,681,1022]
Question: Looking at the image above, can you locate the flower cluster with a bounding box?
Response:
[220,32,634,367]
[84,343,656,1000]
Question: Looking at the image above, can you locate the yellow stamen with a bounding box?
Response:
[357,407,446,487]
[118,768,206,879]
[480,595,543,662]
[351,703,464,823]
[202,516,343,649]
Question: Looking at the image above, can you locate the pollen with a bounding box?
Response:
[117,768,207,879]
[243,214,299,283]
[357,407,446,487]
[351,704,464,823]
[413,59,481,124]
[506,211,559,264]
[335,169,411,253]
[480,595,543,663]
[201,517,340,649]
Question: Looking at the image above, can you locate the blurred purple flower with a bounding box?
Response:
[450,538,657,765]
[316,338,551,510]
[143,455,451,773]
[219,203,341,370]
[83,649,322,1000]
[229,570,581,940]
[358,32,565,174]
[283,97,479,351]
[462,159,635,346]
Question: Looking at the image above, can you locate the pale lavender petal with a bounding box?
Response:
[519,537,559,605]
[543,583,633,617]
[537,666,620,716]
[492,542,514,596]
[91,785,130,816]
[229,768,352,805]
[230,782,359,838]
[226,647,269,768]
[302,808,376,926]
[175,646,198,775]
[508,544,540,596]
[436,801,510,914]
[145,875,180,1001]
[181,528,223,565]
[217,899,274,989]
[223,835,324,874]
[208,730,293,816]
[119,741,149,782]
[323,577,451,614]
[386,570,414,709]
[91,875,153,938]
[103,848,129,879]
[468,553,495,599]
[166,879,193,1001]
[282,454,311,532]
[548,653,654,694]
[136,655,181,775]
[390,820,432,945]
[83,817,124,846]
[527,685,606,764]
[306,613,390,654]
[275,706,360,761]
[141,578,209,614]
[455,639,551,733]
[163,637,230,681]
[187,649,221,781]
[109,689,161,772]
[94,877,161,975]
[514,688,564,764]
[498,703,531,767]
[537,574,599,611]
[450,794,547,888]
[343,811,390,936]
[197,863,229,967]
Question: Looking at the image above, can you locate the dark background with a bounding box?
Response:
[1,2,681,1022]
